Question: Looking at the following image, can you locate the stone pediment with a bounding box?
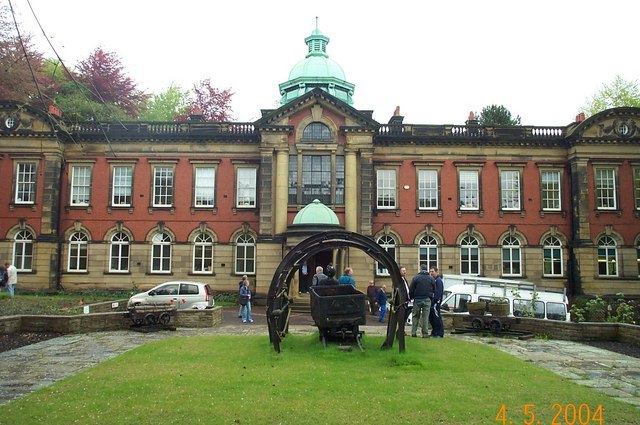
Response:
[254,88,379,131]
[0,101,59,135]
[566,107,640,141]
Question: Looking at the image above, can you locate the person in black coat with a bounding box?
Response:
[409,263,436,338]
[428,266,445,337]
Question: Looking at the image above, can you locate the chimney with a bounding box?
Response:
[575,112,585,122]
[465,111,479,126]
[48,104,62,118]
[188,106,205,122]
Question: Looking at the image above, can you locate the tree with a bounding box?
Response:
[478,104,521,126]
[0,6,52,107]
[139,84,189,121]
[580,75,640,118]
[76,48,148,118]
[175,78,234,122]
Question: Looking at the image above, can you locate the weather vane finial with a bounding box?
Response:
[315,16,318,29]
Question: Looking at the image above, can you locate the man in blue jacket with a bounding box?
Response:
[409,264,436,338]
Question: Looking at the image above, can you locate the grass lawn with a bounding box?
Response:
[0,333,637,424]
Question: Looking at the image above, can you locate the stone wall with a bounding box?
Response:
[0,306,223,334]
[448,314,640,345]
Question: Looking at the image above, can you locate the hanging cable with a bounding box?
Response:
[24,0,125,156]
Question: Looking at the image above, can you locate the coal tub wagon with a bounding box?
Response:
[309,285,367,350]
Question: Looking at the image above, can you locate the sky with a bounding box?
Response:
[9,0,640,126]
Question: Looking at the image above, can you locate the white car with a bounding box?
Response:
[127,281,214,310]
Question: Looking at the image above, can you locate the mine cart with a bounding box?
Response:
[128,303,177,327]
[309,285,367,351]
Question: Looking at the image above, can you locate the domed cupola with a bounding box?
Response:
[287,199,343,236]
[279,21,355,106]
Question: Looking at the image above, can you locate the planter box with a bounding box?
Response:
[467,301,487,316]
[488,302,510,317]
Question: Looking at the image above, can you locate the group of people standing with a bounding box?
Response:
[0,262,17,299]
[405,264,444,338]
[235,262,445,337]
[238,275,254,323]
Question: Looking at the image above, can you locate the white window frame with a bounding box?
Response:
[500,170,521,211]
[235,233,256,274]
[633,167,640,210]
[543,235,563,277]
[501,236,522,277]
[194,167,216,207]
[418,235,439,271]
[460,235,480,275]
[152,166,174,207]
[376,169,396,209]
[595,168,617,210]
[151,232,172,273]
[13,230,34,271]
[15,162,37,204]
[112,165,133,207]
[459,170,479,210]
[376,235,396,276]
[70,165,92,206]
[109,232,130,273]
[68,232,88,272]
[193,232,214,274]
[541,170,561,211]
[418,169,438,210]
[236,167,257,208]
[597,235,618,276]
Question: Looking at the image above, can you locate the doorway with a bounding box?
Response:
[298,249,333,293]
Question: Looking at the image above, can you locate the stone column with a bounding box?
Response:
[274,147,289,234]
[344,148,358,232]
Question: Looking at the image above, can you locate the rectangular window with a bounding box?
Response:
[459,170,479,210]
[70,165,91,206]
[376,169,396,209]
[418,169,438,209]
[500,170,520,210]
[595,168,616,209]
[237,167,257,207]
[634,168,640,210]
[288,156,298,204]
[335,155,345,205]
[194,167,216,207]
[541,170,561,211]
[112,166,133,207]
[15,162,37,204]
[153,166,174,207]
[302,156,331,205]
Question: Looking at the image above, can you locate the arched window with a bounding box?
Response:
[542,236,563,276]
[376,235,396,275]
[68,232,89,272]
[13,230,34,271]
[597,236,618,276]
[460,235,480,275]
[193,232,214,274]
[151,232,172,273]
[235,234,255,274]
[110,232,130,272]
[418,235,439,271]
[302,122,331,141]
[501,236,521,277]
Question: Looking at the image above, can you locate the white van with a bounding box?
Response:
[439,275,570,321]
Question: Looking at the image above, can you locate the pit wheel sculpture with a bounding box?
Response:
[266,230,407,353]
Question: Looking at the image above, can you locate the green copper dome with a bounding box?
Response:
[279,24,355,105]
[292,199,340,226]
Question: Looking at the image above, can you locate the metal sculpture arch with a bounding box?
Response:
[266,230,408,352]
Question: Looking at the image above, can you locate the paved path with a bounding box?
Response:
[1,308,639,409]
